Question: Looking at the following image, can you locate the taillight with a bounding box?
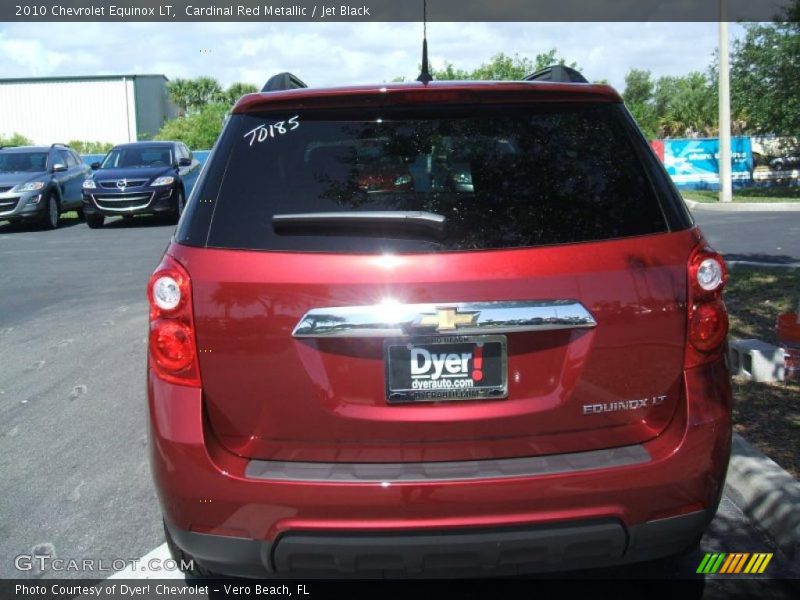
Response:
[147,254,201,387]
[685,245,729,368]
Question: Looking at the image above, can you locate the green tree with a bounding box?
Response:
[167,77,224,115]
[622,69,658,138]
[0,132,33,146]
[428,50,578,81]
[731,10,800,134]
[668,72,717,135]
[430,61,470,80]
[68,140,113,154]
[186,77,223,112]
[650,73,716,137]
[470,53,536,80]
[154,103,228,150]
[166,78,192,115]
[219,82,258,107]
[168,78,257,115]
[623,69,654,105]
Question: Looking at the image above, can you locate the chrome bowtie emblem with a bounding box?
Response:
[417,308,479,331]
[116,179,128,190]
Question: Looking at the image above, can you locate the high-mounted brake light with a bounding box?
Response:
[147,255,201,387]
[685,245,729,368]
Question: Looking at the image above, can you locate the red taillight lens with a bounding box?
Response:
[689,300,729,352]
[148,254,200,387]
[150,319,196,372]
[685,244,729,368]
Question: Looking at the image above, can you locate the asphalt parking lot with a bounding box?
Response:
[0,211,798,590]
[692,208,800,264]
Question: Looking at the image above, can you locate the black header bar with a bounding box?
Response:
[2,0,797,23]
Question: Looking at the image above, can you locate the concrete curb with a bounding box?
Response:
[724,432,800,558]
[685,199,800,212]
[727,260,800,269]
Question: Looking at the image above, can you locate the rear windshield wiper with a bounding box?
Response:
[272,211,446,237]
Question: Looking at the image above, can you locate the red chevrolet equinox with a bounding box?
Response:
[147,67,731,577]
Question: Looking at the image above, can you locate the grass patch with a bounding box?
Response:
[724,265,800,342]
[683,187,800,203]
[732,378,800,479]
[725,265,800,477]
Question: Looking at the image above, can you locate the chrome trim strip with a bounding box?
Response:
[93,192,154,212]
[245,445,650,483]
[273,211,446,234]
[292,300,597,338]
[98,179,148,189]
[0,197,20,216]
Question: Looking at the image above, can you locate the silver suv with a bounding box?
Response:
[0,144,90,229]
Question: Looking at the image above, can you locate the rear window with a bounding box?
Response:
[185,104,670,253]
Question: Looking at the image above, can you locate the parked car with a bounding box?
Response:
[81,141,200,228]
[148,69,731,578]
[0,143,90,228]
[769,150,800,171]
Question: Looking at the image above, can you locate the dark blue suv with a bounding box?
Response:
[81,141,200,228]
[0,144,90,229]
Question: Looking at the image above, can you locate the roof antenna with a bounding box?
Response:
[416,0,432,84]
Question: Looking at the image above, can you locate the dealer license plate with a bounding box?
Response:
[384,335,507,403]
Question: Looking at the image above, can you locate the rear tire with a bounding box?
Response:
[41,193,59,230]
[170,189,185,225]
[85,213,104,229]
[163,520,217,577]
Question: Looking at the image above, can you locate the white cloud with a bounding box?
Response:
[0,21,747,90]
[0,34,69,75]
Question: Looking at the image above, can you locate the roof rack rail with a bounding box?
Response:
[523,65,588,84]
[261,72,308,93]
[50,143,70,148]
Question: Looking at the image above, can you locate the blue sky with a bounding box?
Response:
[0,21,748,91]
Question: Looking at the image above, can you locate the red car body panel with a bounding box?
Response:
[149,357,730,540]
[172,228,701,463]
[232,81,624,115]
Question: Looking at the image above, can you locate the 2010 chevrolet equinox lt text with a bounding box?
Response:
[147,68,732,577]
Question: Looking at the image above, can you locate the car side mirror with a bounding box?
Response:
[90,162,101,170]
[52,163,67,172]
[178,157,192,167]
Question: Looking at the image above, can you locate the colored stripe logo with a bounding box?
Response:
[697,553,773,574]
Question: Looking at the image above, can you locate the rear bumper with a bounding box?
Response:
[166,509,712,578]
[149,359,731,577]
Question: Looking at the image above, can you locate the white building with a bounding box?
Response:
[0,74,176,145]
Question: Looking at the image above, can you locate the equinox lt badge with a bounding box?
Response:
[582,395,668,415]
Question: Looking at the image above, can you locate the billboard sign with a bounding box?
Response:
[663,137,752,188]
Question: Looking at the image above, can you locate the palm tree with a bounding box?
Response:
[223,82,258,107]
[185,77,223,113]
[166,78,191,116]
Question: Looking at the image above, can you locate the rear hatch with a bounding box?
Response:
[175,86,695,462]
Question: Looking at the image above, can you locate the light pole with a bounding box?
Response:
[719,0,733,202]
